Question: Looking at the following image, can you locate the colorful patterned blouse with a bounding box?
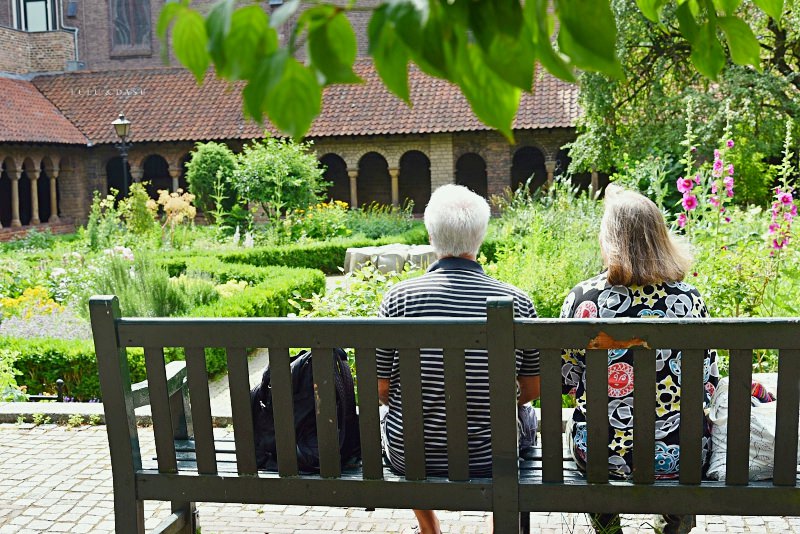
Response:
[560,272,720,479]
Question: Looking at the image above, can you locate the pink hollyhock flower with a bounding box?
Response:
[725,217,731,223]
[791,205,798,217]
[682,194,698,211]
[677,213,687,228]
[773,238,785,250]
[785,212,795,222]
[727,164,734,175]
[769,223,780,234]
[676,177,694,193]
[714,149,721,159]
[709,196,720,207]
[727,140,734,148]
[711,182,719,194]
[694,173,702,184]
[778,191,793,204]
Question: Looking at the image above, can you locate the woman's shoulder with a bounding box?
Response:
[561,272,609,318]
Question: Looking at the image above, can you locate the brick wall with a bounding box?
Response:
[0,27,74,74]
[0,2,11,27]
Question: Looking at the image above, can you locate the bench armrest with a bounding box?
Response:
[131,360,188,409]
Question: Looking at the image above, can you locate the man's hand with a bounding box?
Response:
[378,378,390,405]
[517,376,540,405]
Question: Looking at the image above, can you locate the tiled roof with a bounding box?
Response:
[0,77,87,144]
[28,61,579,144]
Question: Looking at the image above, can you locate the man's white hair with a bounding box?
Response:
[424,184,490,258]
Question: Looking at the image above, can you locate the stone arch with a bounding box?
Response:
[357,152,392,208]
[106,156,130,201]
[0,158,16,227]
[455,153,488,199]
[320,153,350,205]
[398,150,431,214]
[143,154,171,198]
[511,146,547,194]
[555,148,594,194]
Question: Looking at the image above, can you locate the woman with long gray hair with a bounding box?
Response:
[560,185,719,534]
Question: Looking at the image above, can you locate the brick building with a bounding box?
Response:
[0,0,585,234]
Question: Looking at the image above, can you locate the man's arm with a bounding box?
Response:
[517,375,540,405]
[378,378,390,405]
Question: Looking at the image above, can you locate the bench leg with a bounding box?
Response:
[172,501,197,534]
[520,512,530,534]
[115,497,145,534]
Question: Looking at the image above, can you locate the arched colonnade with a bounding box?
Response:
[0,152,71,228]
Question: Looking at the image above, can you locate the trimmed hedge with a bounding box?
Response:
[6,260,325,400]
[221,227,430,274]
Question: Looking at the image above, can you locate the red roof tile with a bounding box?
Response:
[0,77,87,144]
[29,61,579,144]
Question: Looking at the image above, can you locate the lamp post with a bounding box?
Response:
[112,113,131,199]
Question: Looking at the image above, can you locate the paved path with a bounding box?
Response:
[2,425,800,533]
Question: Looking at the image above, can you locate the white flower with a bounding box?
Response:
[51,268,67,278]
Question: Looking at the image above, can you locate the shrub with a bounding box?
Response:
[1,228,56,252]
[287,201,352,240]
[119,182,158,236]
[185,141,238,219]
[0,348,24,401]
[231,137,328,222]
[346,201,416,239]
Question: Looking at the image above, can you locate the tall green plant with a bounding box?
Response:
[185,141,238,221]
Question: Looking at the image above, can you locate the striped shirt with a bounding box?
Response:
[376,257,539,477]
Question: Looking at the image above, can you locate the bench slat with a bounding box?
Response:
[399,348,426,481]
[540,348,564,483]
[726,349,753,485]
[443,348,469,482]
[226,347,257,475]
[679,349,705,485]
[184,348,217,475]
[145,347,178,474]
[774,348,800,486]
[353,347,383,480]
[313,348,342,478]
[268,347,298,477]
[633,349,655,484]
[586,349,609,484]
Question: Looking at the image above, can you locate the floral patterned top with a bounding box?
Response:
[560,272,720,479]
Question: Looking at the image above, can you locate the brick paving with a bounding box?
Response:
[2,425,800,533]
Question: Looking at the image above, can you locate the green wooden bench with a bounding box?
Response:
[89,295,800,534]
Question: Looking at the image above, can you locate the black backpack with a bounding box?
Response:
[250,348,361,473]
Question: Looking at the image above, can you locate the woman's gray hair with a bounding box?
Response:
[600,185,693,286]
[424,184,490,259]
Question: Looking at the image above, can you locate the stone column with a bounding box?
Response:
[389,168,400,207]
[545,161,556,188]
[49,170,60,223]
[29,169,41,225]
[429,133,454,189]
[169,167,181,192]
[9,169,21,227]
[348,169,358,209]
[591,167,599,199]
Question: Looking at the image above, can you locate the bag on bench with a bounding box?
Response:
[250,347,361,472]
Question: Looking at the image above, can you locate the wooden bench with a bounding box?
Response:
[89,295,800,534]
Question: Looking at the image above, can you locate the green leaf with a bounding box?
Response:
[689,21,725,79]
[368,5,411,103]
[455,45,521,142]
[712,0,743,15]
[385,0,450,79]
[556,0,623,79]
[635,0,667,22]
[243,51,322,138]
[525,0,574,82]
[752,0,784,22]
[173,9,210,81]
[226,7,277,80]
[676,1,700,44]
[469,0,535,91]
[307,10,362,85]
[718,16,762,70]
[270,0,300,29]
[157,1,186,63]
[206,0,234,75]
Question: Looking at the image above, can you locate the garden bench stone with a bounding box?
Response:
[89,295,800,534]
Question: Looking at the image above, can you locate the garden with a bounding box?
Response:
[1,114,798,403]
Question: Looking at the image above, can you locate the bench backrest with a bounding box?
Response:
[90,295,800,525]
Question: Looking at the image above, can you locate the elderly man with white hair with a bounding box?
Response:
[376,184,540,534]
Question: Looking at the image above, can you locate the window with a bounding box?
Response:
[111,0,151,51]
[12,0,57,31]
